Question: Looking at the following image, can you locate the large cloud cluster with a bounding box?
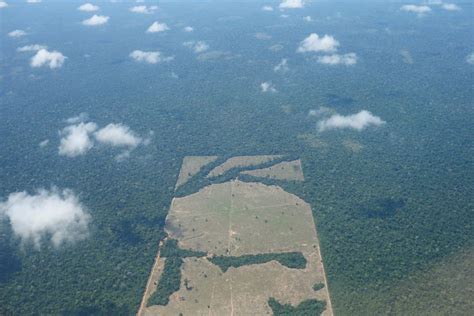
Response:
[129,50,173,64]
[57,115,150,160]
[0,188,90,249]
[317,110,386,132]
[30,49,67,69]
[298,33,357,66]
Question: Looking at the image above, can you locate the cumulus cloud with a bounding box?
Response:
[183,41,209,53]
[0,1,8,9]
[467,53,474,65]
[303,16,312,22]
[442,3,460,11]
[129,50,173,64]
[58,122,97,157]
[146,21,169,33]
[82,14,109,26]
[17,44,47,52]
[66,113,89,124]
[184,26,194,32]
[39,140,49,148]
[317,53,357,66]
[94,123,142,148]
[297,33,339,53]
[8,30,27,38]
[78,3,99,12]
[129,5,158,14]
[262,5,274,11]
[0,188,90,249]
[400,5,431,15]
[308,106,333,117]
[260,81,277,93]
[317,110,385,132]
[279,0,304,9]
[27,0,42,3]
[274,58,289,72]
[30,49,67,69]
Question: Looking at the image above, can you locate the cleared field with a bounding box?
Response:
[241,159,304,181]
[175,156,218,189]
[206,155,281,178]
[166,180,316,256]
[142,156,333,315]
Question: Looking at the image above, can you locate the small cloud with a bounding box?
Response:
[400,5,431,15]
[260,81,277,93]
[466,53,474,65]
[262,5,274,11]
[129,50,173,64]
[297,33,339,53]
[27,0,42,3]
[0,1,8,9]
[184,26,194,32]
[303,16,312,22]
[82,15,109,26]
[255,32,272,40]
[94,123,142,148]
[400,50,414,64]
[30,49,67,69]
[17,44,47,52]
[183,41,209,53]
[0,188,91,249]
[317,110,385,132]
[39,139,49,148]
[58,122,97,157]
[78,3,99,12]
[196,50,234,61]
[269,44,284,52]
[279,0,304,9]
[274,58,289,72]
[129,5,158,14]
[146,21,169,33]
[442,3,461,11]
[317,53,357,66]
[308,107,333,117]
[66,113,89,124]
[8,30,27,38]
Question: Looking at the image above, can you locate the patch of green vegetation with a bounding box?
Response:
[147,257,183,306]
[313,282,325,291]
[160,239,207,258]
[208,252,306,272]
[268,297,326,316]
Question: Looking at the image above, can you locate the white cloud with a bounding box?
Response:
[467,53,474,65]
[30,49,67,69]
[255,32,272,40]
[400,5,431,15]
[94,123,142,148]
[303,16,312,22]
[146,21,169,33]
[27,0,42,3]
[260,81,277,93]
[317,53,357,66]
[39,140,49,148]
[0,1,8,9]
[78,3,99,12]
[17,44,47,52]
[66,113,89,124]
[129,50,173,64]
[0,188,90,249]
[279,0,304,9]
[308,107,333,117]
[183,41,209,53]
[184,26,194,32]
[262,5,274,11]
[82,14,109,26]
[58,122,97,157]
[317,110,385,132]
[274,58,289,72]
[8,30,27,38]
[269,44,284,52]
[129,5,158,14]
[297,33,339,53]
[442,3,460,11]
